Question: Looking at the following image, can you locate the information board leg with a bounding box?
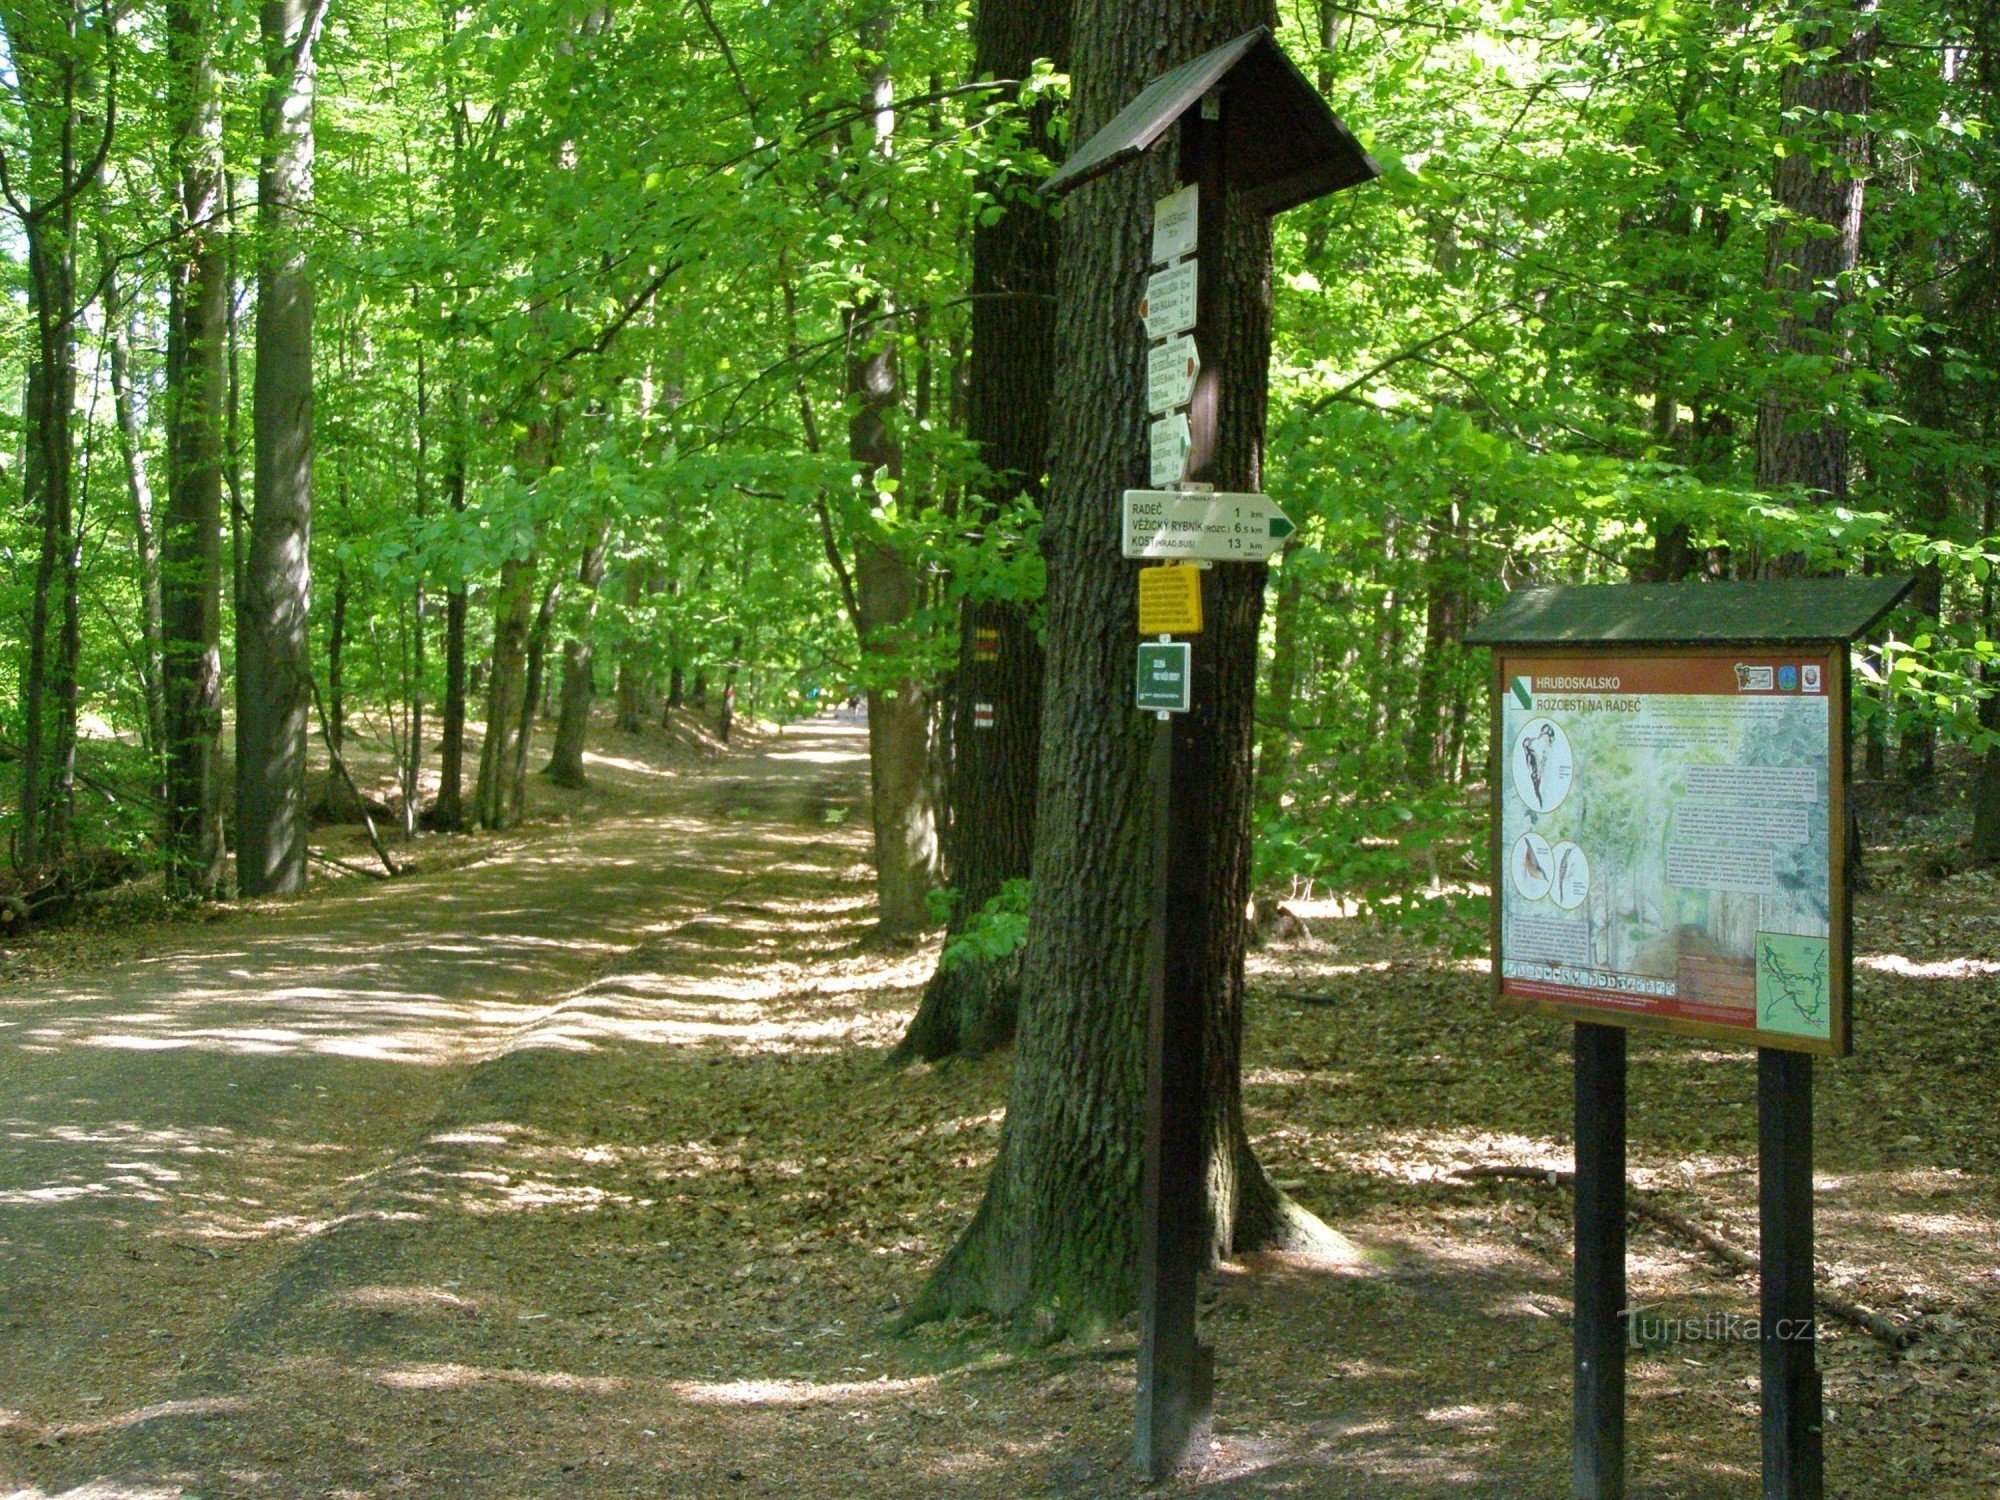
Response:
[1759,1048,1822,1500]
[1135,707,1213,1480]
[1573,1022,1626,1500]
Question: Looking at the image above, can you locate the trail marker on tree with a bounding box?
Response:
[1123,490,1294,561]
[1465,575,1912,1500]
[1047,24,1377,1481]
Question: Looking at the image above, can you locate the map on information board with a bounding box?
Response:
[1495,651,1840,1046]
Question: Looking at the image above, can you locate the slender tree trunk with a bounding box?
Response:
[472,415,556,829]
[433,406,469,830]
[104,261,168,768]
[236,0,322,897]
[615,557,648,733]
[897,0,1065,1057]
[405,341,429,835]
[545,521,613,787]
[1754,0,1873,554]
[326,566,347,752]
[514,576,560,811]
[916,0,1342,1332]
[17,222,79,872]
[1252,553,1303,822]
[160,0,229,898]
[1406,505,1459,788]
[474,555,538,829]
[841,19,942,938]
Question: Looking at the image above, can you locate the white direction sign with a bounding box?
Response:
[1122,490,1297,562]
[1146,334,1199,415]
[1151,184,1198,265]
[1148,414,1190,487]
[1142,260,1197,340]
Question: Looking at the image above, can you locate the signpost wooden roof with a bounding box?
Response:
[1043,26,1379,213]
[1464,576,1915,648]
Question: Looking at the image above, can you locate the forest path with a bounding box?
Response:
[0,714,885,1493]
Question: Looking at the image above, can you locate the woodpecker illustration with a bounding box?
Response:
[1521,723,1557,805]
[1556,845,1576,895]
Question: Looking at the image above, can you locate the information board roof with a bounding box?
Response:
[1463,576,1915,648]
[1043,27,1379,213]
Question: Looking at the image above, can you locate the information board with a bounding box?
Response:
[1491,647,1849,1054]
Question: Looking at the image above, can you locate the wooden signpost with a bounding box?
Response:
[1045,26,1378,1482]
[1465,576,1913,1500]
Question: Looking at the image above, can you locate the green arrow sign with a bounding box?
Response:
[1121,490,1296,562]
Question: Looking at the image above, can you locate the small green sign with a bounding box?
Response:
[1512,676,1533,710]
[1136,641,1192,713]
[1757,933,1831,1040]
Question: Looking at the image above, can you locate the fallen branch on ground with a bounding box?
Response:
[308,679,400,878]
[307,848,394,881]
[1452,1164,1913,1351]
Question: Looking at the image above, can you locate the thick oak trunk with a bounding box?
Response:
[236,0,322,897]
[898,0,1065,1059]
[916,0,1344,1332]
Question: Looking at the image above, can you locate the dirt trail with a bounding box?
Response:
[0,716,885,1495]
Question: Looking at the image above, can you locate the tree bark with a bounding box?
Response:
[1252,553,1303,822]
[614,557,649,733]
[236,0,323,898]
[915,0,1344,1333]
[841,18,942,939]
[433,409,470,830]
[1754,0,1873,544]
[160,0,228,898]
[472,416,557,829]
[897,0,1065,1058]
[544,521,614,786]
[103,260,168,769]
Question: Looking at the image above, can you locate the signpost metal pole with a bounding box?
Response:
[1760,1049,1822,1499]
[1135,91,1227,1484]
[1573,1022,1627,1500]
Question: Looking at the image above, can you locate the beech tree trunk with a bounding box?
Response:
[472,417,557,829]
[614,557,648,733]
[915,0,1343,1332]
[433,414,470,830]
[896,0,1065,1058]
[545,521,613,787]
[841,18,942,939]
[1754,0,1872,538]
[160,0,228,898]
[236,0,322,897]
[103,261,168,768]
[1252,553,1302,822]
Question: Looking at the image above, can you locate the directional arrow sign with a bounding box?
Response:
[1141,260,1197,340]
[1122,490,1296,562]
[1147,413,1190,487]
[1146,333,1199,415]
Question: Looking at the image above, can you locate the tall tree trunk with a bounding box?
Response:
[515,576,560,807]
[160,0,228,898]
[103,260,168,768]
[1754,0,1873,553]
[326,565,347,752]
[236,0,322,897]
[837,16,943,938]
[544,521,613,787]
[17,219,79,873]
[896,0,1065,1057]
[473,555,538,829]
[614,556,648,733]
[405,341,429,835]
[433,404,470,830]
[916,0,1342,1332]
[1252,552,1303,822]
[471,416,556,829]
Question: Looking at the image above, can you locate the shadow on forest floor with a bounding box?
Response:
[2,713,1997,1497]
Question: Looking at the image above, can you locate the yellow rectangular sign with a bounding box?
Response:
[1137,563,1202,635]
